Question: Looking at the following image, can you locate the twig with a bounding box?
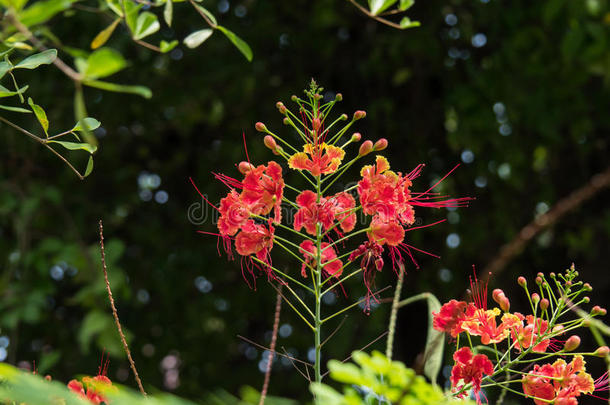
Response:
[0,116,85,180]
[134,39,162,53]
[346,0,404,29]
[386,262,405,360]
[99,220,147,396]
[259,287,282,405]
[281,347,311,381]
[7,12,83,81]
[481,166,610,281]
[321,331,388,378]
[189,0,217,28]
[320,315,348,348]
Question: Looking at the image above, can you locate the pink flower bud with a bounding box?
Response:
[518,276,527,287]
[255,122,267,132]
[340,114,348,121]
[493,289,510,311]
[537,272,544,278]
[335,93,343,101]
[353,110,366,120]
[283,117,290,125]
[540,298,549,311]
[594,346,610,357]
[263,135,277,151]
[592,306,607,316]
[583,283,592,291]
[536,276,542,285]
[358,140,373,156]
[238,161,254,174]
[564,335,581,352]
[492,288,504,302]
[531,293,540,304]
[552,325,565,335]
[374,138,388,151]
[351,132,362,142]
[549,272,556,278]
[312,118,321,131]
[276,101,287,114]
[583,296,590,303]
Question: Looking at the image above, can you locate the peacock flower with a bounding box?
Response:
[510,315,550,353]
[432,299,476,337]
[293,190,335,235]
[522,356,595,405]
[218,190,250,236]
[288,142,345,176]
[367,216,405,246]
[67,354,115,404]
[299,240,343,279]
[328,191,357,233]
[240,161,284,223]
[450,347,494,404]
[461,307,510,345]
[235,220,275,262]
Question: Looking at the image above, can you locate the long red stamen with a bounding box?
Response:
[189,177,219,211]
[469,268,488,310]
[242,131,251,165]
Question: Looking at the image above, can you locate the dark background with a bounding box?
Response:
[1,0,609,403]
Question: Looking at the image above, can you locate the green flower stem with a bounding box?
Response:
[263,128,300,153]
[251,214,313,241]
[321,227,369,253]
[319,113,346,138]
[250,256,313,294]
[386,263,405,361]
[321,206,362,238]
[282,114,309,143]
[320,268,362,295]
[283,182,304,194]
[314,173,323,384]
[327,119,356,145]
[281,281,315,319]
[396,292,431,309]
[321,155,362,193]
[321,290,389,324]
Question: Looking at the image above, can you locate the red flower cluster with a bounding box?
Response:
[450,347,494,404]
[293,190,356,236]
[288,142,345,176]
[357,156,414,246]
[522,356,595,405]
[67,356,115,404]
[216,161,284,263]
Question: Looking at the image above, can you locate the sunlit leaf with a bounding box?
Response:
[91,18,121,49]
[399,0,414,10]
[399,16,420,29]
[83,48,127,79]
[83,79,152,99]
[19,0,78,27]
[423,294,443,385]
[133,11,160,40]
[164,0,173,27]
[74,85,97,146]
[183,29,213,49]
[15,49,57,69]
[0,84,28,98]
[216,25,252,62]
[368,0,397,15]
[71,117,101,132]
[0,62,10,80]
[124,1,143,33]
[160,40,179,53]
[49,140,97,153]
[27,97,49,136]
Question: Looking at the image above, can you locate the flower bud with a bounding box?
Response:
[238,161,254,174]
[358,140,373,156]
[583,283,592,292]
[335,93,343,101]
[375,258,384,271]
[565,281,572,287]
[583,296,590,303]
[550,272,556,278]
[563,335,581,352]
[518,276,527,287]
[312,118,321,131]
[374,138,388,151]
[314,93,323,101]
[537,272,544,278]
[291,95,298,102]
[540,298,549,311]
[552,325,565,335]
[283,117,290,125]
[255,122,267,132]
[276,101,287,114]
[594,346,610,357]
[340,114,348,121]
[353,110,366,120]
[536,276,542,285]
[592,306,607,316]
[274,145,284,155]
[351,132,362,142]
[492,288,504,302]
[531,293,540,304]
[263,135,277,151]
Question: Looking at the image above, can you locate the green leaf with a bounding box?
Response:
[105,0,124,16]
[164,0,173,26]
[83,48,127,79]
[216,25,252,62]
[193,4,217,25]
[84,155,94,177]
[27,97,49,136]
[368,0,397,15]
[49,140,97,153]
[399,16,420,29]
[91,18,121,49]
[160,40,179,53]
[423,294,443,385]
[0,84,28,98]
[399,0,414,10]
[83,79,152,99]
[19,0,78,27]
[0,104,32,113]
[72,117,101,132]
[328,360,363,385]
[74,85,98,146]
[123,1,143,33]
[15,49,57,69]
[133,11,160,40]
[0,61,11,79]
[183,29,214,49]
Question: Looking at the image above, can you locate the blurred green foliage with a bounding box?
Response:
[0,0,609,403]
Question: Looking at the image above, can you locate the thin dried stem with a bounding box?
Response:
[386,262,405,360]
[345,0,404,30]
[259,287,283,405]
[321,331,389,378]
[99,220,147,396]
